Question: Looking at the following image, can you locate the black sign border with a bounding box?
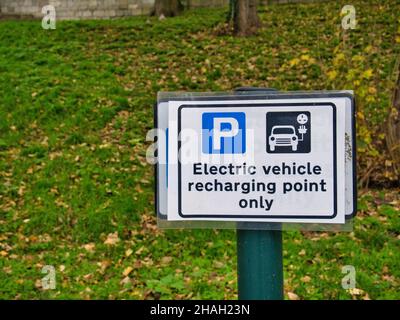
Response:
[177,102,337,220]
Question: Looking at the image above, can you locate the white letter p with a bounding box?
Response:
[213,118,239,151]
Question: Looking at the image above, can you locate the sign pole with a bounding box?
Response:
[237,229,283,300]
[234,87,283,300]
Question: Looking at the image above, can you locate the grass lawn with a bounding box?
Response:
[0,0,399,299]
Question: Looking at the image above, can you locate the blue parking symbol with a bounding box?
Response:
[202,112,246,154]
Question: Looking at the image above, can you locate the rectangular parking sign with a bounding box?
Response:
[156,92,356,225]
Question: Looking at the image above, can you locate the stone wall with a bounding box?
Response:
[0,0,323,20]
[0,0,155,20]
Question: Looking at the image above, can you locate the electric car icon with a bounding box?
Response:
[269,125,298,151]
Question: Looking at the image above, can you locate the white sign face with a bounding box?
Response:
[156,93,355,225]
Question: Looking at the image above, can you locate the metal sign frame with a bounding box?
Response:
[154,90,356,230]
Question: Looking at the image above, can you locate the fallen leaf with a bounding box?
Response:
[120,276,131,285]
[363,293,371,300]
[161,256,173,264]
[18,186,25,196]
[34,279,42,288]
[3,266,12,274]
[125,249,133,257]
[287,292,299,300]
[98,260,111,274]
[83,243,96,252]
[349,288,363,295]
[123,266,133,277]
[104,232,119,246]
[0,250,9,257]
[301,275,311,283]
[135,246,145,255]
[83,273,92,280]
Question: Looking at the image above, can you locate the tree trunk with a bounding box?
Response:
[248,0,261,29]
[234,0,248,36]
[233,0,260,36]
[153,0,183,17]
[386,60,400,177]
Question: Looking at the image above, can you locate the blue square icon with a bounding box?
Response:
[202,112,246,154]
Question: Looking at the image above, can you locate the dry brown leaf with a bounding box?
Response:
[98,260,111,274]
[349,288,363,295]
[3,266,12,274]
[120,276,130,285]
[287,292,299,300]
[18,186,25,196]
[382,266,389,273]
[363,293,371,300]
[135,246,144,255]
[104,232,119,246]
[0,250,9,257]
[301,275,311,283]
[125,249,133,257]
[382,274,395,282]
[83,273,92,280]
[161,256,173,264]
[83,243,96,252]
[123,266,133,277]
[34,279,42,288]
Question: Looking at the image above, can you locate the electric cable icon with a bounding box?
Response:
[297,114,309,141]
[298,125,307,141]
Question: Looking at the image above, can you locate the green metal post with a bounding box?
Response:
[234,87,283,300]
[237,229,283,300]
